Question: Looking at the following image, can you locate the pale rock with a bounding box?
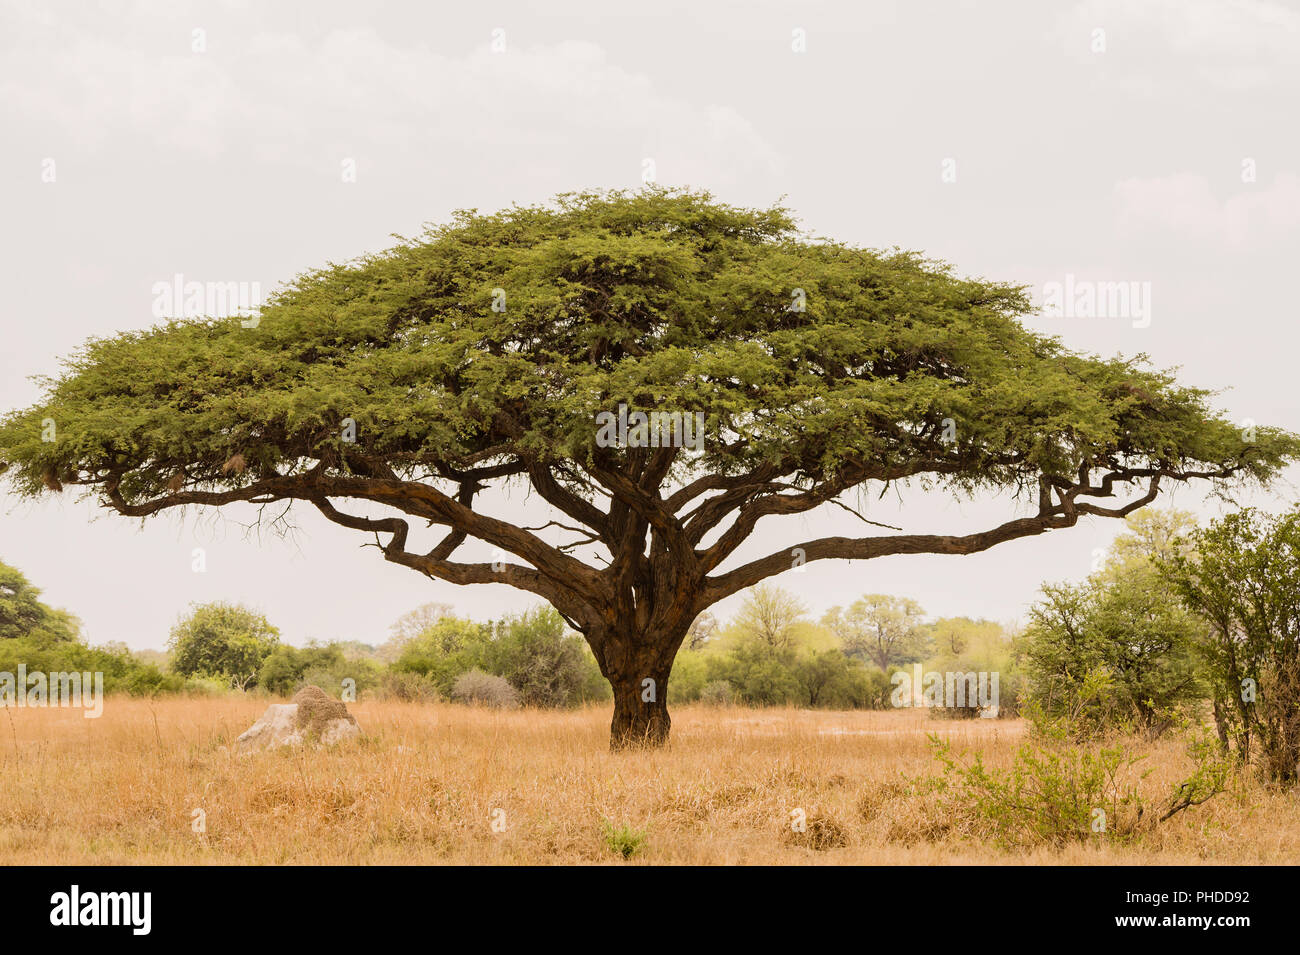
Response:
[236,686,361,753]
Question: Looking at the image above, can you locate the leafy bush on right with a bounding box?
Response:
[932,688,1232,848]
[1160,508,1300,787]
[1021,510,1205,739]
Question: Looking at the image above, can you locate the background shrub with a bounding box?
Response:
[373,670,439,702]
[451,669,520,708]
[168,602,279,690]
[699,680,735,706]
[482,608,608,707]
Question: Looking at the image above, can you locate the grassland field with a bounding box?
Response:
[2,697,1297,865]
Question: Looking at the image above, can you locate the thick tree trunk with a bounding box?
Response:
[609,670,671,750]
[588,593,693,750]
[596,628,678,750]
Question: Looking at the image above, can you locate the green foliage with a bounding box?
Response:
[854,666,897,710]
[258,643,341,695]
[0,636,184,696]
[167,602,279,688]
[381,602,454,663]
[932,699,1231,848]
[1023,511,1205,737]
[932,731,1150,848]
[374,670,439,702]
[728,584,809,650]
[924,616,1022,720]
[706,639,802,706]
[698,680,736,706]
[303,661,381,699]
[4,189,1291,511]
[601,819,647,860]
[332,640,382,662]
[132,647,172,670]
[1110,508,1199,566]
[391,615,493,693]
[677,585,897,710]
[667,648,709,703]
[1161,508,1300,786]
[822,595,931,670]
[793,649,886,709]
[0,559,80,643]
[257,642,381,697]
[392,606,607,706]
[691,584,892,709]
[924,616,1007,661]
[179,674,232,697]
[688,639,893,711]
[483,607,608,707]
[794,649,853,707]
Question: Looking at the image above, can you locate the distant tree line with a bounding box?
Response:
[0,560,179,694]
[4,503,1300,786]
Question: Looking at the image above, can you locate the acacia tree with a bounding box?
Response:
[822,594,930,670]
[0,189,1294,748]
[730,584,809,650]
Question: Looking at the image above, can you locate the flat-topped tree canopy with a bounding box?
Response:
[2,187,1296,747]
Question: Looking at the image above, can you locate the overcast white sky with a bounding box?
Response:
[2,0,1298,650]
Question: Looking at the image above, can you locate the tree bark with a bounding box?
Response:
[597,626,681,751]
[609,669,671,750]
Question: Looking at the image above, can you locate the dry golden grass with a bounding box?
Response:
[1,697,1297,864]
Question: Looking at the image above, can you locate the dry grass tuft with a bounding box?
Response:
[783,813,850,851]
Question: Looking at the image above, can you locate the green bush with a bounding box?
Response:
[706,639,802,705]
[373,670,439,702]
[668,649,708,703]
[685,637,893,711]
[601,819,647,859]
[393,607,608,707]
[258,643,337,695]
[1162,508,1300,786]
[120,664,185,696]
[168,602,279,689]
[0,636,183,696]
[484,608,609,707]
[794,650,892,709]
[699,680,735,705]
[932,697,1231,848]
[996,670,1024,718]
[391,615,493,694]
[180,674,231,697]
[256,642,383,698]
[1023,512,1205,739]
[852,666,895,710]
[932,729,1148,847]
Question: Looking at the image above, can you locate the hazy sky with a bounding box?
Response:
[2,0,1298,650]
